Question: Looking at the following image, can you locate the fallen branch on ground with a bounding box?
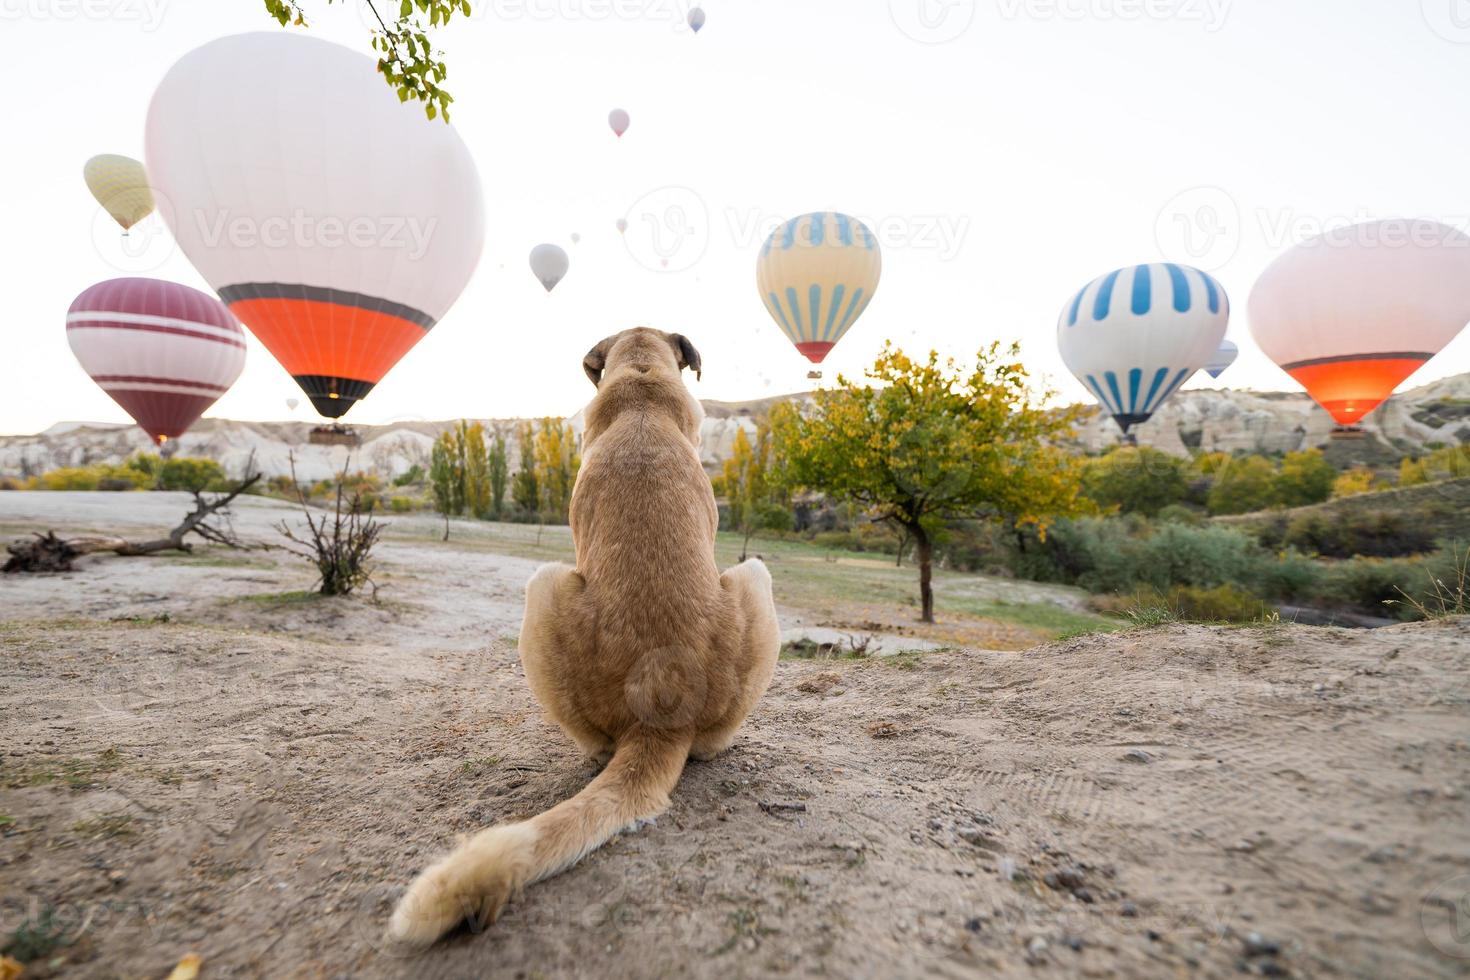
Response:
[3,473,263,573]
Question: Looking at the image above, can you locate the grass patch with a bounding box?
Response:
[2,747,122,790]
[954,598,1117,637]
[108,612,171,625]
[233,590,324,607]
[457,756,501,775]
[3,905,76,962]
[70,813,134,839]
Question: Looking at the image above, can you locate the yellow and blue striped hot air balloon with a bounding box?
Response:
[1057,263,1229,434]
[83,154,155,233]
[757,212,881,365]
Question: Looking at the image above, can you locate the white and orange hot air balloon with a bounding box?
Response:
[145,32,484,420]
[1249,218,1470,427]
[67,278,245,450]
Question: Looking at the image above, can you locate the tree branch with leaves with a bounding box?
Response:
[262,0,469,121]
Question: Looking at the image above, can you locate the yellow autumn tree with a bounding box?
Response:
[720,424,779,560]
[533,418,581,523]
[772,342,1087,623]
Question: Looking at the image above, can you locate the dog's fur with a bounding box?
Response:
[386,328,781,947]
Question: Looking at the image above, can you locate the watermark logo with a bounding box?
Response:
[1422,0,1470,43]
[890,0,977,44]
[622,186,710,273]
[194,210,438,260]
[727,209,970,261]
[92,188,176,275]
[0,0,168,29]
[1154,185,1240,270]
[1422,873,1470,958]
[994,0,1231,32]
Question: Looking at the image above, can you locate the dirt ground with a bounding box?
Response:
[2,494,1469,978]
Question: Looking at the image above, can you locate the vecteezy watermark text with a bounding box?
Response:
[194,210,439,261]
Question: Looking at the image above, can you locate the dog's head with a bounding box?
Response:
[582,327,702,388]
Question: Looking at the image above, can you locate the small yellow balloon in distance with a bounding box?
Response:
[84,154,155,231]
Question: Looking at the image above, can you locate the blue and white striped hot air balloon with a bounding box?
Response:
[1204,339,1239,380]
[756,212,881,366]
[1057,263,1229,433]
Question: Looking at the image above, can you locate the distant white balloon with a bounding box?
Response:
[1204,339,1239,380]
[616,217,628,234]
[608,109,630,138]
[529,243,570,292]
[570,232,581,245]
[688,6,706,32]
[286,397,300,411]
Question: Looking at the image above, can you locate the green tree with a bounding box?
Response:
[511,422,540,517]
[429,430,459,539]
[262,0,467,121]
[1081,446,1188,516]
[1275,448,1336,507]
[1206,455,1278,515]
[772,342,1087,623]
[488,432,509,520]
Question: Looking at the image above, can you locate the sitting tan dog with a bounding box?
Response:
[387,327,781,947]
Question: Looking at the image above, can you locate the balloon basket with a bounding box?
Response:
[806,370,822,380]
[309,425,361,448]
[1329,426,1367,440]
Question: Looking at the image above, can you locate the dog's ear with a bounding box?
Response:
[670,333,702,381]
[583,339,610,387]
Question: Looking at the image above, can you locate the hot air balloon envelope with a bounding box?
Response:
[1248,218,1470,426]
[84,154,155,231]
[609,109,630,137]
[616,218,628,234]
[688,7,706,31]
[67,278,245,445]
[1057,263,1229,433]
[145,33,485,420]
[1205,339,1238,379]
[530,244,570,292]
[756,212,882,364]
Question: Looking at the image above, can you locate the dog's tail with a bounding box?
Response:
[386,726,692,947]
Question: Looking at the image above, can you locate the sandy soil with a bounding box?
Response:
[2,494,1469,978]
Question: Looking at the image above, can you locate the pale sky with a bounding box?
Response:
[6,0,1470,434]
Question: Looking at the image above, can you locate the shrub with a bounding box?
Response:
[389,495,414,513]
[1282,511,1439,558]
[1274,449,1336,507]
[1081,446,1189,516]
[1015,517,1262,594]
[1332,467,1376,498]
[1207,455,1278,515]
[157,457,226,492]
[1093,583,1268,624]
[1155,504,1205,526]
[1312,556,1422,617]
[393,463,425,487]
[1253,550,1321,602]
[36,464,150,491]
[39,466,101,491]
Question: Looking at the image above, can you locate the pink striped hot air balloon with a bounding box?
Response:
[66,278,246,451]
